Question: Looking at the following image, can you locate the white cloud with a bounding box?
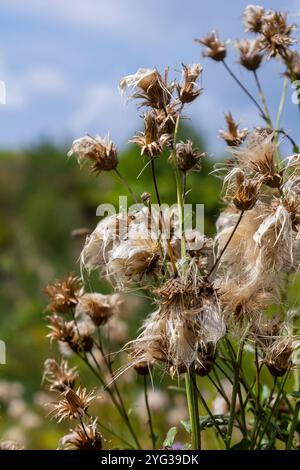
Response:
[6,66,69,110]
[68,82,138,144]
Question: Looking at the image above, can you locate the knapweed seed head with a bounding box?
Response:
[243,5,266,33]
[232,171,259,211]
[264,336,294,377]
[195,31,226,61]
[59,418,102,450]
[75,292,122,327]
[235,39,264,71]
[177,63,203,104]
[43,359,78,392]
[175,140,205,172]
[68,135,118,173]
[131,110,171,157]
[49,386,95,422]
[219,113,248,147]
[119,68,174,109]
[260,10,296,59]
[44,274,83,314]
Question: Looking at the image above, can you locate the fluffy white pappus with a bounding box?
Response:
[80,213,129,273]
[107,237,160,289]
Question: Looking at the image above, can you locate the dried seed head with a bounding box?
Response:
[47,315,76,344]
[232,171,259,211]
[131,110,171,157]
[155,104,178,136]
[219,113,248,147]
[58,418,102,450]
[264,337,294,377]
[235,39,264,71]
[44,274,83,314]
[195,31,226,61]
[229,129,279,184]
[131,273,225,375]
[243,5,266,33]
[75,292,122,327]
[49,386,95,422]
[177,63,203,104]
[119,68,173,109]
[260,11,296,59]
[68,134,118,173]
[175,140,204,172]
[47,315,94,353]
[43,359,78,392]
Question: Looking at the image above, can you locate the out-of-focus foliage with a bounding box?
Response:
[0,125,223,448]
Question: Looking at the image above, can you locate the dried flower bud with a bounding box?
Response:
[219,113,248,146]
[44,274,83,314]
[131,110,171,157]
[175,140,204,172]
[232,171,259,211]
[134,361,151,376]
[195,31,226,61]
[194,351,215,377]
[177,63,203,104]
[75,292,122,327]
[43,359,78,392]
[236,39,264,71]
[49,386,95,422]
[68,135,118,173]
[119,68,173,109]
[59,418,102,450]
[243,5,266,33]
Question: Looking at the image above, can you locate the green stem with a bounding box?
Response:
[253,70,273,128]
[225,341,244,449]
[286,400,300,449]
[185,370,201,450]
[143,376,157,449]
[274,77,288,169]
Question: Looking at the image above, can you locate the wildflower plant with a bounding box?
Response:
[39,4,300,451]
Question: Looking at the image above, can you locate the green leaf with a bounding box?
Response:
[290,391,300,399]
[163,427,177,448]
[180,420,191,434]
[230,439,251,450]
[293,145,299,154]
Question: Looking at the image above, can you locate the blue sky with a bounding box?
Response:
[0,0,299,155]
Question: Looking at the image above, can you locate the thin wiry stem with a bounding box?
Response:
[150,156,178,276]
[114,167,139,204]
[253,70,273,128]
[222,60,267,122]
[143,376,157,449]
